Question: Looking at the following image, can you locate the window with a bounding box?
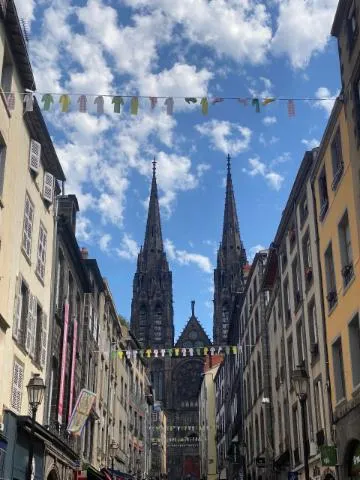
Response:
[278,402,283,445]
[331,129,344,190]
[338,211,354,287]
[349,314,360,388]
[255,309,260,338]
[332,337,346,402]
[308,300,319,354]
[287,335,294,374]
[1,44,13,96]
[318,168,329,221]
[284,279,291,326]
[292,257,301,310]
[0,138,6,200]
[302,232,313,287]
[314,378,325,432]
[36,223,47,281]
[292,404,299,450]
[22,193,34,259]
[11,358,24,412]
[296,320,305,366]
[300,195,308,227]
[253,363,257,399]
[325,243,337,310]
[257,354,262,392]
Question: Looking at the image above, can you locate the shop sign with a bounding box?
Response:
[320,446,337,467]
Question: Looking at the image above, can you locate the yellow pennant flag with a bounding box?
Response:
[118,351,124,359]
[262,97,276,106]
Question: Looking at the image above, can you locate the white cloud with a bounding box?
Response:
[76,215,93,243]
[196,120,252,156]
[116,234,139,260]
[263,116,277,126]
[302,138,320,150]
[259,133,279,146]
[249,244,266,261]
[14,0,35,22]
[123,0,272,65]
[272,0,338,69]
[164,239,213,273]
[248,76,274,99]
[243,157,284,191]
[99,234,112,253]
[313,87,339,116]
[270,152,291,167]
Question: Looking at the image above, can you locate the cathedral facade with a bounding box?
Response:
[130,157,246,480]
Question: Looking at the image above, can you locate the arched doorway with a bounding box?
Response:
[47,469,60,480]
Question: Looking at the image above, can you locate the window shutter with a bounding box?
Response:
[11,360,24,412]
[43,172,54,203]
[40,312,48,368]
[30,296,38,357]
[29,139,41,173]
[25,293,35,353]
[12,275,22,340]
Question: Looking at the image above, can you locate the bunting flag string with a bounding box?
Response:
[4,89,339,118]
[112,344,245,359]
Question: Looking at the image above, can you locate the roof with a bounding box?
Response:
[273,150,315,245]
[83,258,105,292]
[331,0,349,37]
[175,301,212,347]
[2,0,35,90]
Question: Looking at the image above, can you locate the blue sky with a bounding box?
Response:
[17,0,340,340]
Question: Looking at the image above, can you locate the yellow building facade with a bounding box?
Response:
[0,0,65,424]
[312,96,360,478]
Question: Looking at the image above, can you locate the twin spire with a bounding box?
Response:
[142,154,246,266]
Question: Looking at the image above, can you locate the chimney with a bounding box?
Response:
[57,195,79,234]
[80,247,89,259]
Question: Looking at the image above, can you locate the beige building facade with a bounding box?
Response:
[199,357,221,480]
[0,0,65,423]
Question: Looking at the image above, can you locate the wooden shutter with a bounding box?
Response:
[40,312,48,368]
[11,359,24,412]
[25,293,35,353]
[43,172,54,203]
[29,139,41,173]
[12,275,22,340]
[30,296,38,357]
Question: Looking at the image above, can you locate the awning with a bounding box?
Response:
[102,468,135,480]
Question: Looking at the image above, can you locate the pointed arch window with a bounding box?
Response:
[255,415,260,455]
[257,353,262,392]
[260,409,265,453]
[139,306,147,344]
[253,363,257,400]
[153,304,162,341]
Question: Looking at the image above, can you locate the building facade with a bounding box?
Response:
[312,97,360,478]
[151,401,167,479]
[199,356,222,480]
[0,1,66,477]
[329,1,360,478]
[263,150,335,480]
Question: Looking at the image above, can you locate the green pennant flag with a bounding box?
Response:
[252,98,260,113]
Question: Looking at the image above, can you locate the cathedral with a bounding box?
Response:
[130,156,247,479]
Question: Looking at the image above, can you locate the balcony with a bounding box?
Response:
[342,264,354,287]
[326,291,337,310]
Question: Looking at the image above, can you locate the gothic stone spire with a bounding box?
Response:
[213,154,247,345]
[130,157,174,350]
[143,157,164,262]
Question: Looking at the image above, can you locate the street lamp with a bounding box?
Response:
[109,440,118,480]
[26,374,46,480]
[291,366,310,480]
